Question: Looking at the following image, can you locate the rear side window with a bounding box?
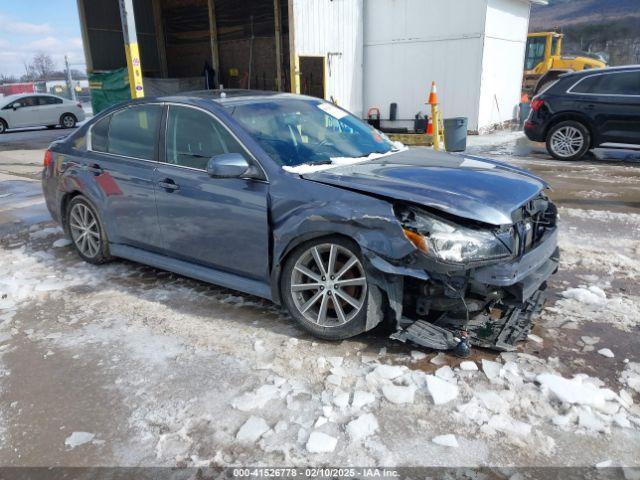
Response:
[38,96,63,105]
[107,105,162,160]
[91,116,111,152]
[572,72,640,95]
[165,105,246,170]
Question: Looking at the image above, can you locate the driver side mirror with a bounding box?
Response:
[206,153,261,179]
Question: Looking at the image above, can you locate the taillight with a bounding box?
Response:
[531,99,545,112]
[44,150,53,167]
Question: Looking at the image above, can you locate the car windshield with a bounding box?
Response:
[226,98,395,167]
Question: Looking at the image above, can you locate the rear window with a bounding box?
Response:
[91,116,110,152]
[38,96,63,105]
[572,71,640,95]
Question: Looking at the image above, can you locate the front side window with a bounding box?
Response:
[525,37,546,70]
[165,106,246,170]
[572,72,640,96]
[107,105,162,160]
[227,99,393,167]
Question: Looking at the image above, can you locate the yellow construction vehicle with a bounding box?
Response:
[523,32,606,95]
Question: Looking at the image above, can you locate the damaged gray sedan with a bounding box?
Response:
[42,91,559,354]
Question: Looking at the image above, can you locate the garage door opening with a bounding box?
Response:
[299,56,325,99]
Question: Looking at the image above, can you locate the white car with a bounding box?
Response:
[0,93,86,134]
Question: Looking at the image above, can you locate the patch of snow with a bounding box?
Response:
[352,390,376,410]
[232,384,280,411]
[306,431,337,453]
[482,359,502,383]
[236,416,270,443]
[346,413,378,441]
[52,238,72,248]
[282,148,407,175]
[432,434,459,448]
[561,286,607,306]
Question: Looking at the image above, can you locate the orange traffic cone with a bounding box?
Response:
[428,81,438,105]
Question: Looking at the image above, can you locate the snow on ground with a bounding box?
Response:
[0,199,639,467]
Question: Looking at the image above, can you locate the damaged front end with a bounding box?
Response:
[375,197,559,353]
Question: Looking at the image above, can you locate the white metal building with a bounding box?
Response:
[292,0,546,132]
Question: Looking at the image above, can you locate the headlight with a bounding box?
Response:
[398,208,513,265]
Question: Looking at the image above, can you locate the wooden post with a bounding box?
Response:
[118,0,145,98]
[76,0,93,72]
[207,0,220,74]
[287,0,299,94]
[274,0,283,91]
[152,0,168,78]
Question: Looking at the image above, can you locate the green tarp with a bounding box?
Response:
[88,68,131,114]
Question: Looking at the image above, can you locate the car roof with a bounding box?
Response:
[155,89,320,106]
[561,64,640,80]
[0,92,65,104]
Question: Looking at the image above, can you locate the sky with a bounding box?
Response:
[0,0,85,78]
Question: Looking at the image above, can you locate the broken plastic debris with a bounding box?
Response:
[64,431,95,448]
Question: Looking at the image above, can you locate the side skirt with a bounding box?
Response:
[109,244,273,301]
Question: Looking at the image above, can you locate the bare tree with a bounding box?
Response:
[0,73,18,84]
[22,53,57,82]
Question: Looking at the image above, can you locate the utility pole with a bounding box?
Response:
[118,0,145,98]
[64,55,77,101]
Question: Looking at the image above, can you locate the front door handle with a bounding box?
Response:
[87,163,102,175]
[158,178,180,191]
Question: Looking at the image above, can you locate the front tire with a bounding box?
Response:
[0,119,7,134]
[281,237,369,340]
[60,113,77,129]
[66,196,111,264]
[546,120,591,161]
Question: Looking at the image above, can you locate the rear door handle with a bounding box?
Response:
[585,104,596,110]
[87,163,102,175]
[158,178,180,191]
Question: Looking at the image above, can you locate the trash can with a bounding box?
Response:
[443,117,468,152]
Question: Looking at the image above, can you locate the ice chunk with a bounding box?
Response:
[527,334,543,344]
[52,238,72,248]
[327,356,343,368]
[482,359,502,382]
[382,384,416,404]
[477,390,508,414]
[430,352,448,366]
[352,390,376,410]
[333,390,350,409]
[232,384,279,411]
[581,336,600,346]
[346,413,378,441]
[537,373,608,408]
[432,434,459,448]
[326,374,342,387]
[459,361,478,371]
[561,286,607,306]
[64,431,95,448]
[598,348,614,358]
[411,350,427,361]
[372,364,406,380]
[596,460,613,468]
[613,412,632,429]
[435,365,456,382]
[236,416,270,443]
[155,432,191,459]
[487,415,531,437]
[314,416,328,428]
[426,375,459,405]
[578,410,608,433]
[306,431,338,453]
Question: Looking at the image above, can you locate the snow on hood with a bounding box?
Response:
[282,143,408,174]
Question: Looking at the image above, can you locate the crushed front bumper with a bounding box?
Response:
[388,228,560,352]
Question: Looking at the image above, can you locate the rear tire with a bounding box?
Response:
[66,196,112,264]
[281,236,369,340]
[0,119,6,134]
[546,120,591,161]
[60,113,77,129]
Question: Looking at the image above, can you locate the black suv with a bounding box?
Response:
[524,66,640,160]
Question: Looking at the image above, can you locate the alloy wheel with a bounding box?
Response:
[69,203,101,258]
[550,126,584,158]
[62,115,75,128]
[290,243,367,327]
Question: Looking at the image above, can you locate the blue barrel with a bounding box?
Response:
[443,117,468,152]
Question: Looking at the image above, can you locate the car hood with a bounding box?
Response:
[300,147,548,226]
